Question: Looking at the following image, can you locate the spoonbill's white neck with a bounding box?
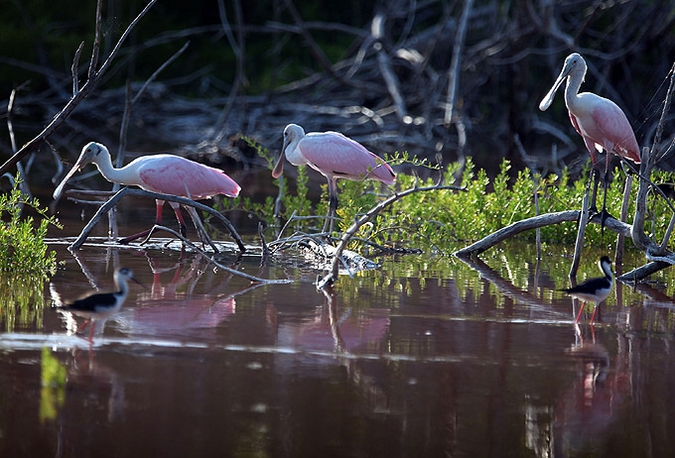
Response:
[89,145,141,187]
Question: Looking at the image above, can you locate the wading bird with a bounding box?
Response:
[272,123,396,232]
[561,256,614,324]
[539,53,640,219]
[53,142,241,243]
[56,267,143,341]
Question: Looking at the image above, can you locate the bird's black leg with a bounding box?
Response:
[324,194,338,234]
[597,168,615,235]
[589,168,600,215]
[323,178,339,234]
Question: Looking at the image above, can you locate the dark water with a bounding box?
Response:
[1,196,675,457]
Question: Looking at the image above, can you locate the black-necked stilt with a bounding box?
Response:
[57,267,143,341]
[561,256,614,324]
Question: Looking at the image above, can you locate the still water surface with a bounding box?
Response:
[1,200,675,457]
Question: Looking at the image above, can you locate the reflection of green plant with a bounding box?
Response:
[0,269,49,332]
[40,348,67,423]
[1,176,60,274]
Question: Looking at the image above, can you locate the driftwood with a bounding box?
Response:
[454,211,631,258]
[65,187,246,253]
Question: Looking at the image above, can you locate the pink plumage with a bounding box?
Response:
[135,155,240,198]
[272,123,395,232]
[567,93,641,165]
[539,53,640,217]
[53,142,241,243]
[539,52,640,167]
[297,131,396,185]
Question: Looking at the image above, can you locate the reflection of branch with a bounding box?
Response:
[148,225,289,285]
[0,0,159,176]
[67,187,245,252]
[456,255,565,316]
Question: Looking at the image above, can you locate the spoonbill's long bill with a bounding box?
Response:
[539,53,640,219]
[55,267,143,341]
[53,142,241,243]
[272,123,396,233]
[560,256,614,325]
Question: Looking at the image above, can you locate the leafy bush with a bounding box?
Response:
[0,177,60,274]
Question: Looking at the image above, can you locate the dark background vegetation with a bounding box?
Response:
[1,0,674,181]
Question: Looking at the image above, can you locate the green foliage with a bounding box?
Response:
[242,142,675,255]
[0,178,60,274]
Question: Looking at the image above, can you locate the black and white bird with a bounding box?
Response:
[56,267,143,341]
[561,256,614,324]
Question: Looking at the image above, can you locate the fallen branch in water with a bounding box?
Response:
[147,225,290,285]
[452,210,623,257]
[66,187,245,252]
[317,182,464,289]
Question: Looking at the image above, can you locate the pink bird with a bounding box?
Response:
[539,53,640,218]
[272,123,396,232]
[53,142,241,243]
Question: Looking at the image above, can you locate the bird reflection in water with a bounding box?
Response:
[112,254,242,342]
[552,324,630,454]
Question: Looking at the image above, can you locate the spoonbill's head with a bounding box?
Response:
[53,142,108,199]
[539,52,587,111]
[272,123,306,179]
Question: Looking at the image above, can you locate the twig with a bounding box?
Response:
[149,225,290,284]
[68,187,246,252]
[444,0,473,127]
[87,0,103,80]
[212,0,245,144]
[570,178,591,279]
[71,41,85,95]
[259,222,270,264]
[371,13,408,121]
[615,175,633,265]
[0,0,159,176]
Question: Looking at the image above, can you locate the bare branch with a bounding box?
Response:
[67,187,245,253]
[0,0,159,176]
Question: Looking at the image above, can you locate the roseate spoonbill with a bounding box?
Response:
[56,267,143,341]
[272,123,396,232]
[560,256,614,324]
[53,142,241,243]
[539,53,640,219]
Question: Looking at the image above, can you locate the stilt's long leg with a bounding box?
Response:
[575,302,587,323]
[589,303,600,324]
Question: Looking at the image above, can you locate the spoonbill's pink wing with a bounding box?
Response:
[135,155,241,198]
[590,102,641,164]
[299,132,395,185]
